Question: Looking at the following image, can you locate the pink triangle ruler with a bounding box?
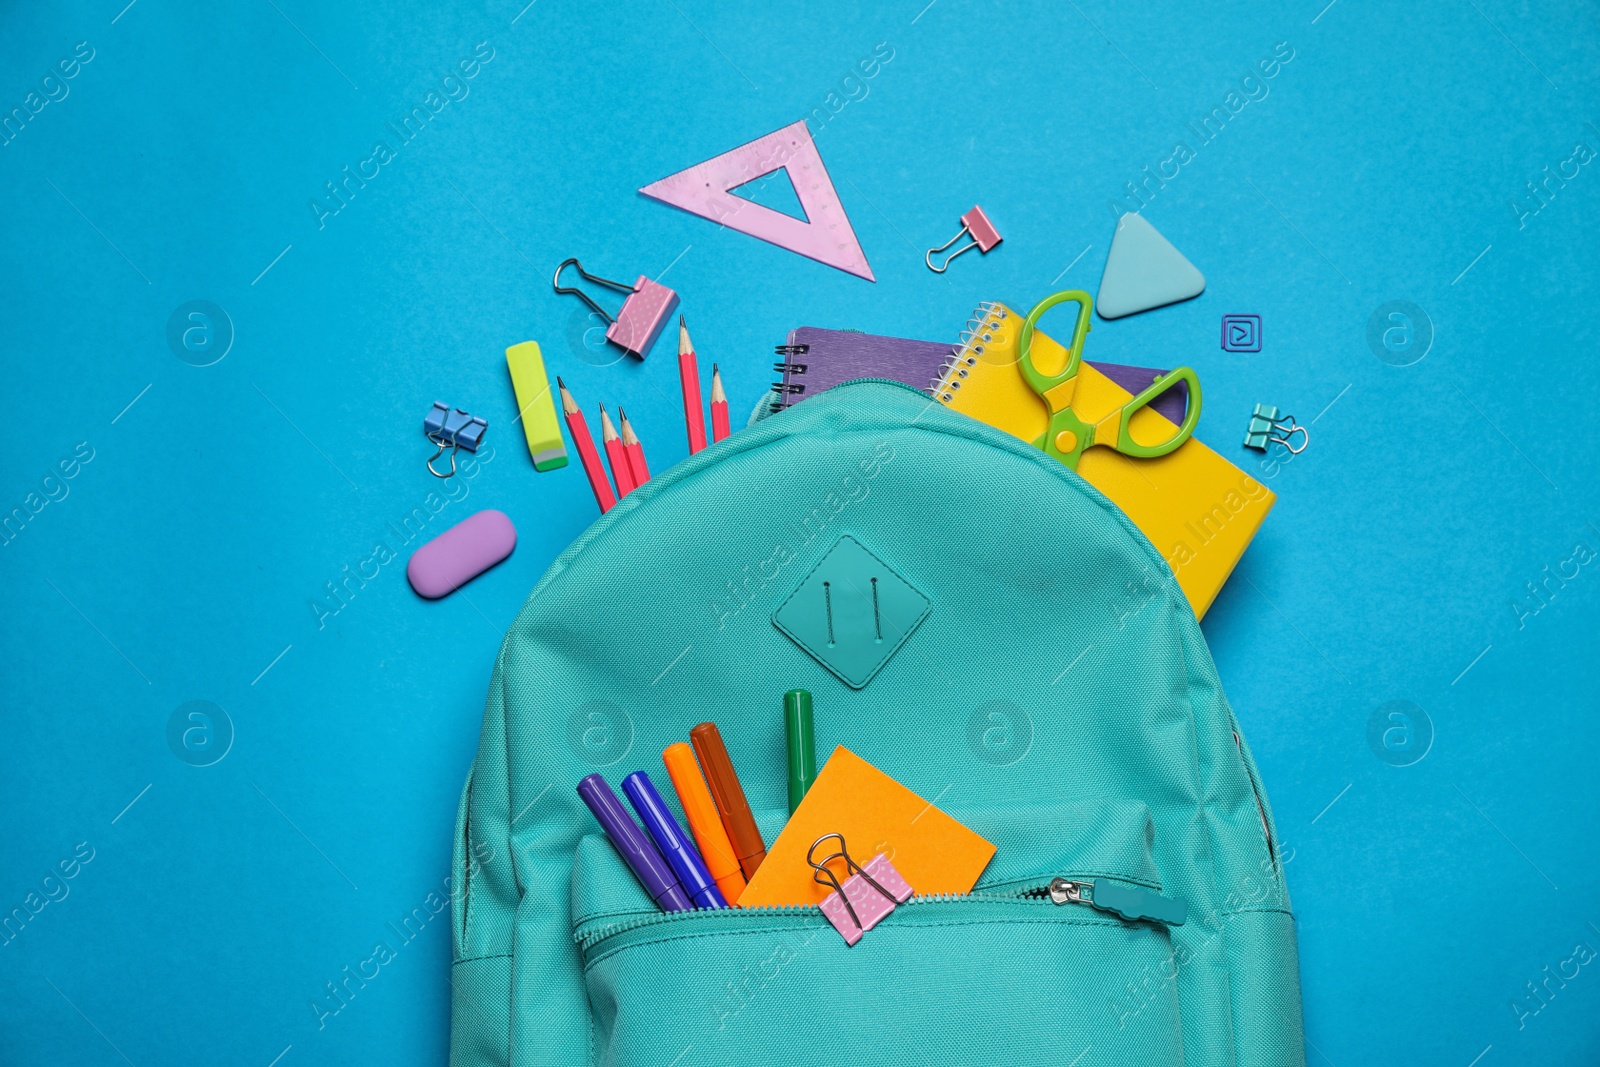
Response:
[639,120,875,282]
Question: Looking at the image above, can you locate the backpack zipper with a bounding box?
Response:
[575,876,1182,953]
[1042,877,1188,926]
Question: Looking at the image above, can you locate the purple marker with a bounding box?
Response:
[576,774,692,913]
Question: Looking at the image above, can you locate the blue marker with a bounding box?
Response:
[621,771,729,910]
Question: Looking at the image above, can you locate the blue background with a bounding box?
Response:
[3,1,1597,1064]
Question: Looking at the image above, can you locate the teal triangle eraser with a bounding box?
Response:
[1096,214,1206,319]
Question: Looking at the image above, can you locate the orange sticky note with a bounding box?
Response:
[738,746,995,907]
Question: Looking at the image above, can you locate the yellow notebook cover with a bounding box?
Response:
[738,746,995,908]
[935,302,1273,617]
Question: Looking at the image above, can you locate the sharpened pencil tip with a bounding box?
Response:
[556,377,579,416]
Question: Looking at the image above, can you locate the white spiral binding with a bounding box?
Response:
[930,302,1007,403]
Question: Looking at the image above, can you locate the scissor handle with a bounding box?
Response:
[1016,290,1093,397]
[1103,366,1203,459]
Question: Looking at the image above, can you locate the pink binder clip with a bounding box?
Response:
[552,258,680,359]
[926,206,1002,272]
[808,834,914,946]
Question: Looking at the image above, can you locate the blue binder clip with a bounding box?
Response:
[1242,404,1307,453]
[425,402,488,478]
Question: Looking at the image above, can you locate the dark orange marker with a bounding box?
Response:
[689,722,767,879]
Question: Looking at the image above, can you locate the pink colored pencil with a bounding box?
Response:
[678,316,708,454]
[599,404,635,497]
[710,364,730,442]
[557,378,616,514]
[619,409,650,486]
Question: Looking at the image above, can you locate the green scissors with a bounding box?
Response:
[1016,290,1203,469]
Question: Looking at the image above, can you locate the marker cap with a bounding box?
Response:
[621,770,727,910]
[784,689,817,814]
[576,773,692,912]
[689,722,767,880]
[663,743,747,904]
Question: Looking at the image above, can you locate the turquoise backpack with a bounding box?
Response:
[450,380,1305,1066]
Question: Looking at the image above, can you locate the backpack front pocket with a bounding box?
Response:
[569,799,1184,1066]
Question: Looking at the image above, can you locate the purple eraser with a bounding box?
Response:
[406,509,516,599]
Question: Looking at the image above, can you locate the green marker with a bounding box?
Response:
[784,689,817,814]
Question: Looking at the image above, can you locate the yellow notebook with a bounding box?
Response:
[933,302,1273,617]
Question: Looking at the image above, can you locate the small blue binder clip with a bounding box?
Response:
[425,402,488,478]
[1243,404,1307,453]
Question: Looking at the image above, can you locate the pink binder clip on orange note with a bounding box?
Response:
[808,833,914,946]
[926,205,1002,272]
[552,258,679,359]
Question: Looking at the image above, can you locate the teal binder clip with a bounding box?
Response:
[1243,404,1307,453]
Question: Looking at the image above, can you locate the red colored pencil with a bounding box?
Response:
[710,364,730,442]
[557,378,616,514]
[619,409,650,486]
[678,316,708,454]
[598,404,635,497]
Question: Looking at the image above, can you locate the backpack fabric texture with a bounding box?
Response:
[450,380,1305,1066]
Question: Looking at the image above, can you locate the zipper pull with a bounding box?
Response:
[1047,877,1186,926]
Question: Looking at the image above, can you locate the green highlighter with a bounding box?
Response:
[784,689,817,814]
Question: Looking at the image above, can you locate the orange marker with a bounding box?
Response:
[690,722,766,879]
[619,408,650,487]
[678,316,708,454]
[662,742,747,904]
[710,364,730,442]
[598,404,635,497]
[557,378,615,514]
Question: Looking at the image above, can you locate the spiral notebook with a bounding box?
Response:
[932,302,1273,618]
[772,326,1187,422]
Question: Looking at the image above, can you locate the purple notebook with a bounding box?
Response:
[773,327,1188,424]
